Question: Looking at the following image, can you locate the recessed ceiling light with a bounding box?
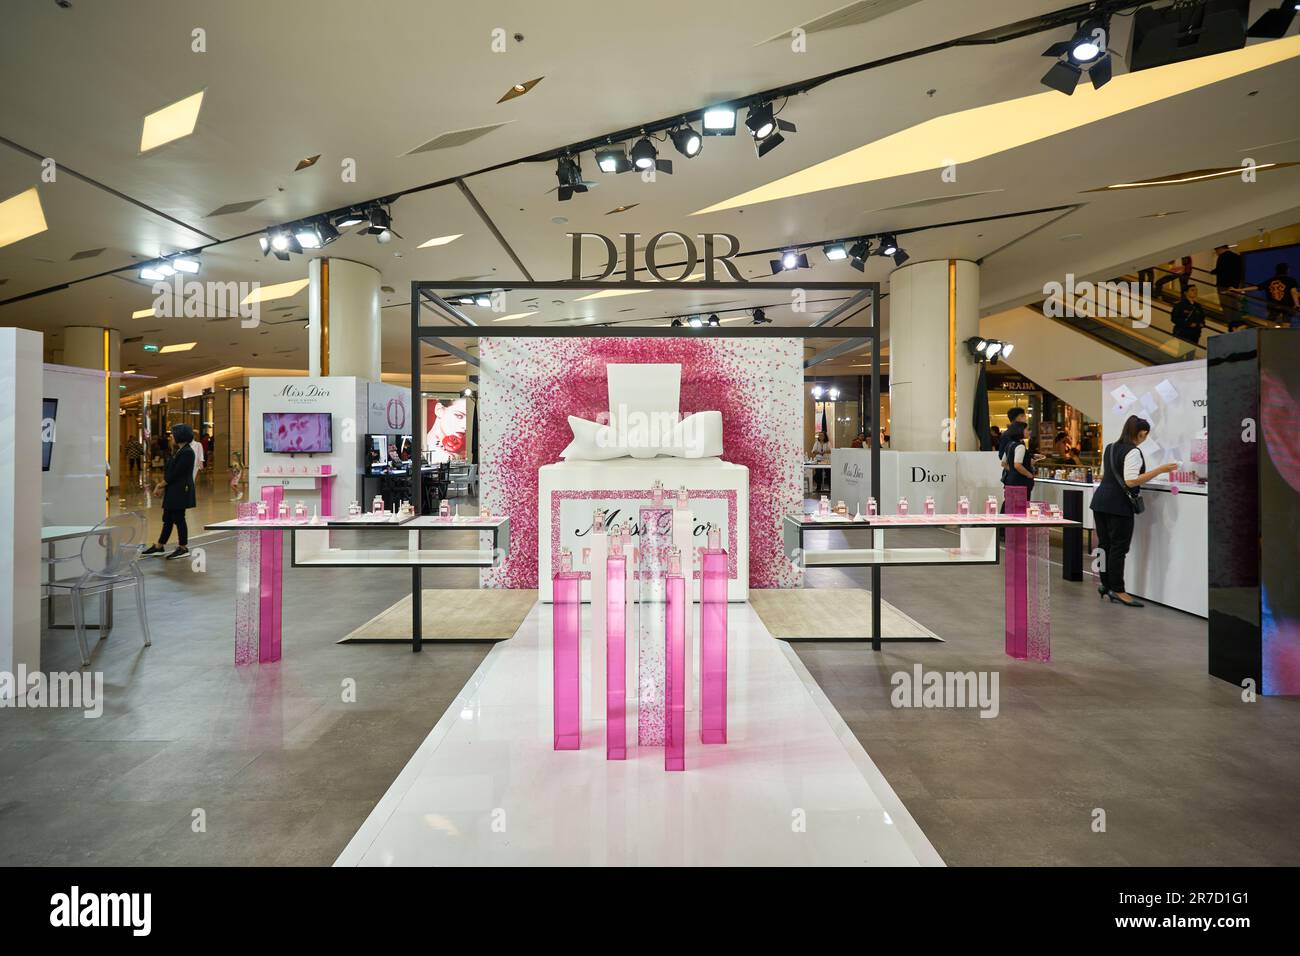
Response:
[241,278,310,305]
[606,204,639,215]
[294,154,321,171]
[131,307,156,319]
[159,342,197,353]
[140,90,205,152]
[0,187,48,250]
[417,234,463,248]
[498,77,543,103]
[492,312,535,322]
[693,35,1300,215]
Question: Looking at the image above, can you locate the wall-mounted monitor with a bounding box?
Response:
[263,411,332,454]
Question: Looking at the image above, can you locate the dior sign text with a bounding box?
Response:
[569,232,747,283]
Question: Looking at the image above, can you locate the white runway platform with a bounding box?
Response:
[336,602,942,866]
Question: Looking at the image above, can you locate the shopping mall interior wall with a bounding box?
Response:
[1,329,42,698]
[477,337,803,589]
[41,364,108,547]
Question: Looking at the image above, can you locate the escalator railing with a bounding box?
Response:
[1035,287,1206,366]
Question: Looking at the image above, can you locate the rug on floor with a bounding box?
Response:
[339,589,538,642]
[749,588,940,641]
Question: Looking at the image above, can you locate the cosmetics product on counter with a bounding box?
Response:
[986,495,998,515]
[438,499,451,520]
[835,500,848,516]
[957,495,970,516]
[610,529,624,555]
[867,496,878,516]
[897,497,909,516]
[480,506,492,518]
[293,500,306,520]
[707,523,721,550]
[593,508,606,534]
[676,486,689,509]
[924,495,936,517]
[559,547,573,573]
[347,500,360,517]
[667,546,682,575]
[650,480,665,507]
[818,495,830,517]
[257,500,268,521]
[277,501,289,521]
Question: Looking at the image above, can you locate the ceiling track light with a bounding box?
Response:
[630,135,672,175]
[669,124,702,158]
[746,100,796,157]
[848,239,871,272]
[1041,15,1112,95]
[555,154,588,201]
[770,249,810,274]
[1248,2,1299,38]
[876,234,909,266]
[823,242,848,261]
[595,145,631,174]
[701,104,737,136]
[752,308,771,325]
[706,313,721,327]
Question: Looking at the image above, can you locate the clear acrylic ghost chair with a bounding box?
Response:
[44,511,153,666]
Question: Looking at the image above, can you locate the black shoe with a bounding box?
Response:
[1097,584,1110,599]
[142,544,164,556]
[1108,593,1144,608]
[165,547,190,560]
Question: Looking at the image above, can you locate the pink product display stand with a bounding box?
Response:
[664,572,686,772]
[699,548,728,744]
[1002,487,1051,661]
[636,506,674,746]
[257,485,284,664]
[234,502,261,665]
[606,555,627,761]
[553,571,582,751]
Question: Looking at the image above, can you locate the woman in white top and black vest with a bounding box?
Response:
[1090,415,1179,607]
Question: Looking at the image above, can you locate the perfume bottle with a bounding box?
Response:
[924,495,936,517]
[593,507,606,534]
[277,500,289,520]
[371,495,384,515]
[650,479,665,507]
[1027,503,1041,518]
[610,529,624,555]
[559,547,573,573]
[257,500,268,521]
[347,500,360,517]
[835,500,848,515]
[676,485,689,509]
[707,522,721,550]
[818,495,831,517]
[480,506,492,519]
[867,496,878,516]
[897,497,909,516]
[294,500,306,520]
[985,495,998,515]
[667,546,682,575]
[957,495,970,516]
[438,499,451,520]
[620,521,632,553]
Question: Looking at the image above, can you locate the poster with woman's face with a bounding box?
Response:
[426,398,468,462]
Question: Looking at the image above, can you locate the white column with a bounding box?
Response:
[1,329,43,699]
[63,326,120,489]
[308,257,381,381]
[888,260,980,451]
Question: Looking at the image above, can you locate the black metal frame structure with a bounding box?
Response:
[409,278,884,651]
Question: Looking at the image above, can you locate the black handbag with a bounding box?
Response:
[1110,444,1144,515]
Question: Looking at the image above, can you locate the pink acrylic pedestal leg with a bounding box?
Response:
[664,573,686,772]
[700,548,728,744]
[553,571,582,750]
[258,485,284,664]
[606,555,627,760]
[234,502,261,665]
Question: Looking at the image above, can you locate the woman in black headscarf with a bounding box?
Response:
[143,423,197,560]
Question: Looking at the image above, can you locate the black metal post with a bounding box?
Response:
[870,302,882,653]
[410,286,424,653]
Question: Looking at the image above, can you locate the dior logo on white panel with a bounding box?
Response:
[910,466,948,483]
[277,384,331,404]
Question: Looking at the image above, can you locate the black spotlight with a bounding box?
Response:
[1041,16,1112,94]
[770,249,809,274]
[823,242,848,262]
[848,239,870,272]
[707,313,720,327]
[1249,2,1298,38]
[555,154,588,201]
[745,101,796,157]
[877,234,908,266]
[670,124,702,158]
[595,146,631,174]
[670,317,683,327]
[630,136,672,175]
[752,308,771,325]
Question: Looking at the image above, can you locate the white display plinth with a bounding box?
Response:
[1,329,43,699]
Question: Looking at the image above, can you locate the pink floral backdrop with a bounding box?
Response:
[478,337,803,589]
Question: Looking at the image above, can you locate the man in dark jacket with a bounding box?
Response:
[143,423,197,559]
[1170,285,1206,347]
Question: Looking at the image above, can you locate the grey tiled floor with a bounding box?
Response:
[1,525,491,866]
[791,526,1300,866]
